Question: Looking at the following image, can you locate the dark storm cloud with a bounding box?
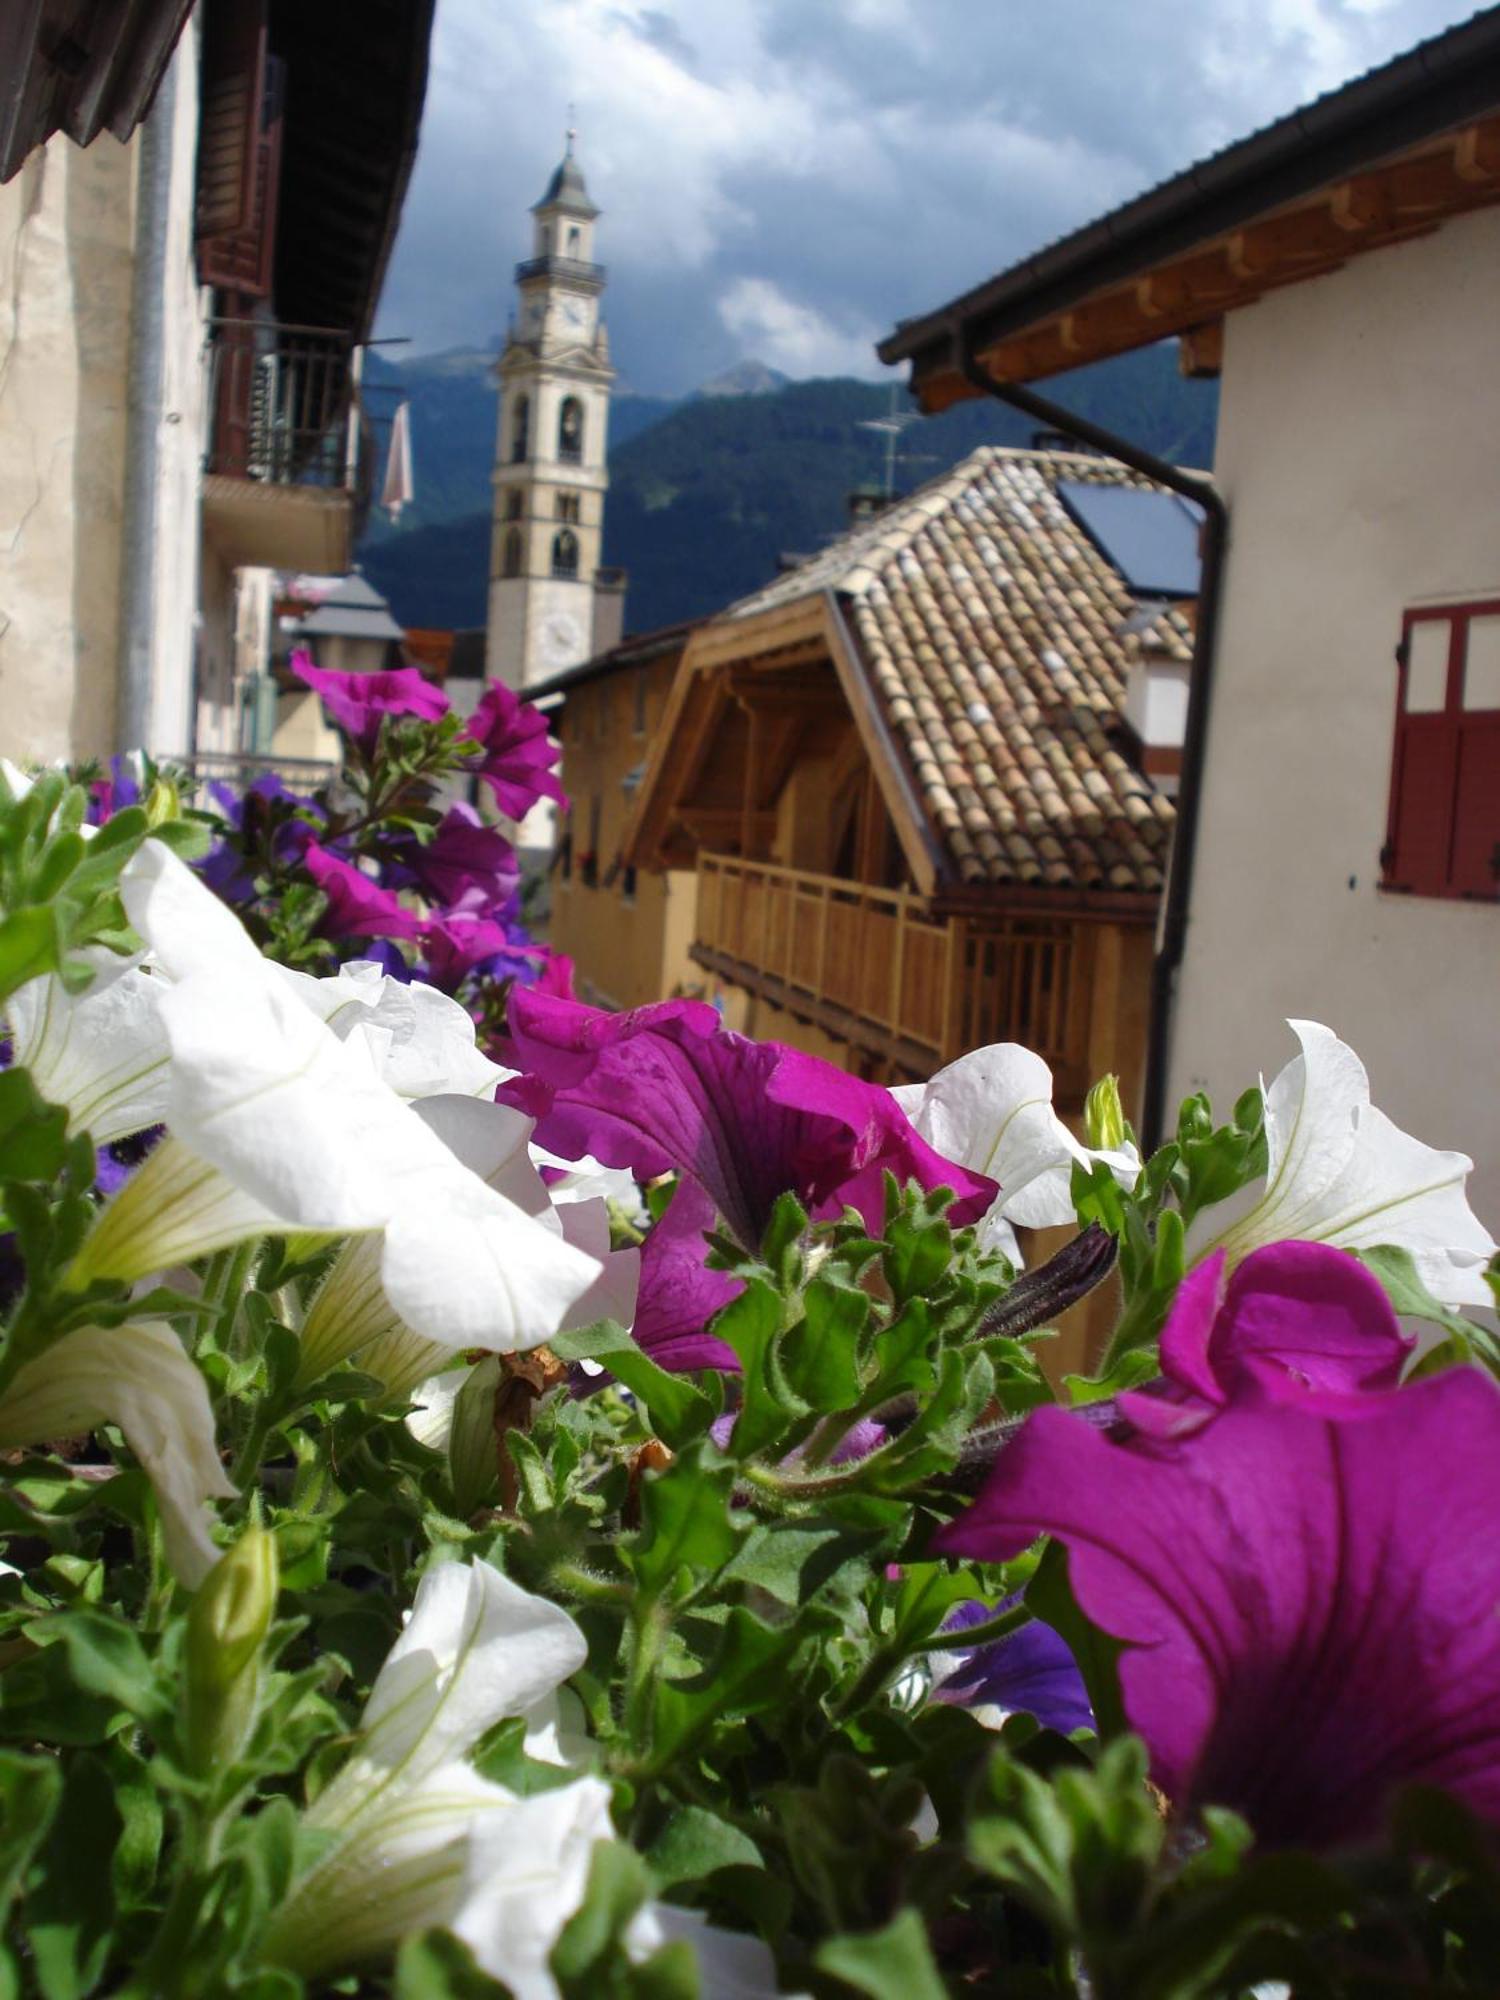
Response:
[374,0,1480,394]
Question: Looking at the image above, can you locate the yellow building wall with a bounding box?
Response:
[548,651,701,1009]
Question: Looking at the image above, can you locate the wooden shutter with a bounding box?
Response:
[196,0,267,243]
[1450,609,1500,899]
[1383,604,1500,900]
[197,1,282,298]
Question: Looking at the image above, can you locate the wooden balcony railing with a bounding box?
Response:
[694,853,1088,1083]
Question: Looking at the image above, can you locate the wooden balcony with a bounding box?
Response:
[200,318,364,571]
[693,853,1094,1090]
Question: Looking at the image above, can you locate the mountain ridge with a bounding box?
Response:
[359,344,1218,636]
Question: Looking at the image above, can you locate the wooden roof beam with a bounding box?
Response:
[1177,320,1223,379]
[1453,121,1500,185]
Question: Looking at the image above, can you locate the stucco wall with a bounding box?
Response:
[0,37,205,765]
[548,656,700,1005]
[0,134,136,759]
[1171,204,1500,1227]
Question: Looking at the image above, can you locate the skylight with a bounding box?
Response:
[1057,481,1204,600]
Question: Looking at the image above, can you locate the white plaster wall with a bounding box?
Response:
[1170,204,1500,1228]
[0,132,136,760]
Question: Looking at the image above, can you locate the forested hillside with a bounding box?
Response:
[360,344,1217,635]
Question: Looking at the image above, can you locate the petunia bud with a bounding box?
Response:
[143,775,182,828]
[184,1525,278,1777]
[1084,1074,1126,1154]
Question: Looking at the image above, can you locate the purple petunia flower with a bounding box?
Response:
[464,683,568,821]
[632,1181,743,1373]
[391,803,519,913]
[933,1598,1094,1736]
[291,649,449,753]
[936,1331,1500,1847]
[87,752,143,825]
[500,992,997,1252]
[303,841,425,942]
[1119,1240,1415,1441]
[198,772,321,902]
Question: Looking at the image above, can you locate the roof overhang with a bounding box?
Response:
[0,0,195,183]
[622,591,948,898]
[879,12,1500,409]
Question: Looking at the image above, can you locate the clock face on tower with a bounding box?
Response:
[542,612,583,665]
[559,296,590,336]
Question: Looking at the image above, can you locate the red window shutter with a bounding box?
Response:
[1386,716,1458,895]
[1449,717,1500,898]
[196,0,267,244]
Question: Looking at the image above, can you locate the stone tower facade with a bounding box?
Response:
[485,136,614,691]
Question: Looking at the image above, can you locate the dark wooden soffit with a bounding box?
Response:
[0,0,194,183]
[268,0,436,340]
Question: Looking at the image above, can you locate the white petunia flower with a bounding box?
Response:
[296,1096,639,1390]
[69,843,603,1354]
[892,1044,1139,1264]
[282,958,512,1101]
[0,1322,233,1585]
[262,1559,604,1986]
[6,955,171,1145]
[1188,1019,1496,1308]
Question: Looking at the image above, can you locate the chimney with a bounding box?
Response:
[1121,610,1191,795]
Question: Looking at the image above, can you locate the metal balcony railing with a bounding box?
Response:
[204,318,360,489]
[513,255,605,285]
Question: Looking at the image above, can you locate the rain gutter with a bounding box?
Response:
[955,334,1229,1153]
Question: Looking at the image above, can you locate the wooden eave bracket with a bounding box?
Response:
[915,112,1500,404]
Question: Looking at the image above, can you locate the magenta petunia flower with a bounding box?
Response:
[1120,1241,1415,1440]
[464,683,568,820]
[291,649,449,752]
[421,912,538,991]
[632,1181,743,1373]
[500,991,997,1251]
[531,950,576,1002]
[303,841,424,942]
[936,1365,1500,1848]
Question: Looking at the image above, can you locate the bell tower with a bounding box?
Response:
[485,132,615,691]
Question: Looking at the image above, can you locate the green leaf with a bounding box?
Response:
[708,1280,802,1458]
[882,1209,952,1307]
[0,1068,69,1182]
[645,1806,763,1888]
[650,1608,801,1767]
[629,1451,742,1602]
[549,1321,717,1449]
[1025,1541,1123,1738]
[550,1841,653,1988]
[0,907,59,1006]
[721,1522,855,1608]
[0,1749,61,1914]
[779,1278,867,1414]
[395,1928,512,1997]
[27,1751,119,2000]
[1356,1244,1488,1347]
[815,1910,947,1999]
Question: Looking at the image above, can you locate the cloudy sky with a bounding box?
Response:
[375,0,1480,394]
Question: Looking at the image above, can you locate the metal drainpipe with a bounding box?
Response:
[118,52,178,754]
[954,333,1229,1152]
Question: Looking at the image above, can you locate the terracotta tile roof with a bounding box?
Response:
[730,445,1188,892]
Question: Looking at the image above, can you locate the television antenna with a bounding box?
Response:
[857,383,938,498]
